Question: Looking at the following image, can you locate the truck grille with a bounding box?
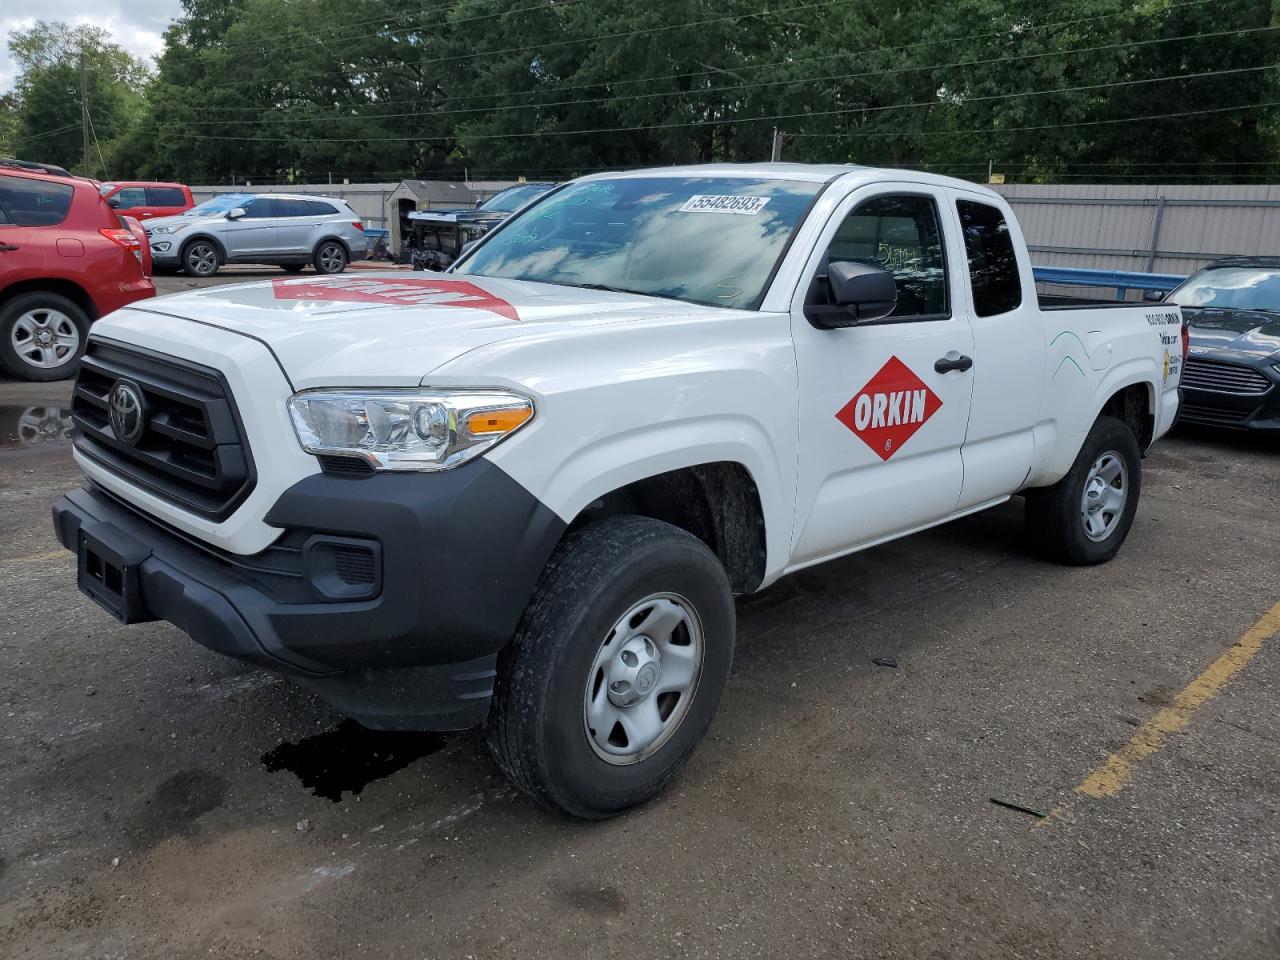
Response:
[1181,357,1273,396]
[71,341,255,520]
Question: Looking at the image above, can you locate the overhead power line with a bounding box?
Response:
[136,24,1280,127]
[173,0,1218,93]
[152,64,1280,143]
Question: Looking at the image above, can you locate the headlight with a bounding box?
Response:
[287,389,534,471]
[147,225,176,235]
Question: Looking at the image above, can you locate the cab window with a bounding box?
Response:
[112,186,147,208]
[241,198,277,218]
[147,186,187,207]
[821,194,948,321]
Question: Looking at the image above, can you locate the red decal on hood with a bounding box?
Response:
[270,276,519,321]
[835,356,942,461]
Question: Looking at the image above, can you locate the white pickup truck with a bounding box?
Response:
[53,164,1184,817]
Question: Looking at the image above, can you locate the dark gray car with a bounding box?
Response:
[144,192,369,277]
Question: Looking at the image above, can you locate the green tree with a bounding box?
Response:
[7,21,150,177]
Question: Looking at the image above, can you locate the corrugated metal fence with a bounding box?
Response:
[993,183,1280,276]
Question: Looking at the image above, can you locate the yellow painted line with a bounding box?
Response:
[1043,601,1280,823]
[0,549,67,566]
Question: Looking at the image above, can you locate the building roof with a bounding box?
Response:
[397,180,477,203]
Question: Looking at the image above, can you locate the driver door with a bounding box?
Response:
[223,197,278,257]
[787,187,975,567]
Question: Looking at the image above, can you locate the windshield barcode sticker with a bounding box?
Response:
[679,195,771,215]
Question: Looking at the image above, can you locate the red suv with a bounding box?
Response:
[0,161,156,380]
[100,180,194,222]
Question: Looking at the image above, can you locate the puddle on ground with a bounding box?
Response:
[262,719,448,802]
[0,405,73,447]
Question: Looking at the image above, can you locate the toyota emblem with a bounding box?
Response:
[108,380,146,445]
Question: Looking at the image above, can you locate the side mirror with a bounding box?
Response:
[1142,289,1165,302]
[806,261,898,328]
[226,207,247,220]
[107,197,121,208]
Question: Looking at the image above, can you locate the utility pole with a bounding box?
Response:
[770,127,784,163]
[79,52,90,175]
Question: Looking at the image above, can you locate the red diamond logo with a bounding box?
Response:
[835,356,943,461]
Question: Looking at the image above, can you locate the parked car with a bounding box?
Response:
[1161,257,1280,430]
[144,193,368,277]
[53,164,1183,817]
[0,161,154,381]
[99,181,194,221]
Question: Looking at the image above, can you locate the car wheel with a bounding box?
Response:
[488,515,735,819]
[1025,414,1142,565]
[181,239,220,277]
[313,241,348,274]
[0,292,89,382]
[282,264,307,273]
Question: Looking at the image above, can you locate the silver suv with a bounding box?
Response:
[144,192,369,277]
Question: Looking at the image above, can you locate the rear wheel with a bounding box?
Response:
[488,516,735,819]
[1025,414,1142,565]
[0,292,88,381]
[181,239,220,277]
[313,240,348,274]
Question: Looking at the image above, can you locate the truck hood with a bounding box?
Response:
[110,272,722,388]
[1186,307,1280,360]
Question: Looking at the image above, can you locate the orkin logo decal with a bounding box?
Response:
[835,355,942,461]
[270,276,519,321]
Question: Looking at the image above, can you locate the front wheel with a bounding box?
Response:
[487,516,735,819]
[181,239,220,277]
[1025,414,1142,565]
[313,241,348,274]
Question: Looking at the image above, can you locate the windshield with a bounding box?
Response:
[461,176,822,309]
[185,193,255,217]
[1168,266,1280,314]
[479,184,551,213]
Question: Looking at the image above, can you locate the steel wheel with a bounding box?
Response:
[315,242,347,274]
[584,593,704,765]
[1080,450,1128,542]
[10,308,80,371]
[184,241,219,276]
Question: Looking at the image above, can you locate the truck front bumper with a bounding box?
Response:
[52,461,565,730]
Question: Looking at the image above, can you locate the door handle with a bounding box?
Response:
[934,354,973,374]
[0,244,18,252]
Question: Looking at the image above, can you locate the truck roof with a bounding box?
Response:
[581,162,1005,199]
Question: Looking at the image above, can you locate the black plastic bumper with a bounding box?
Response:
[52,460,566,730]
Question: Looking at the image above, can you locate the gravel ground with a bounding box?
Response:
[0,279,1277,958]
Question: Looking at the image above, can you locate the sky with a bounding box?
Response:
[1,1,182,92]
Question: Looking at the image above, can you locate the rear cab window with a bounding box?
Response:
[147,186,188,207]
[956,199,1023,316]
[0,175,76,227]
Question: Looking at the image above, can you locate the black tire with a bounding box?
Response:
[1025,415,1142,565]
[282,263,307,273]
[0,292,89,382]
[181,238,221,277]
[313,240,348,274]
[488,515,735,819]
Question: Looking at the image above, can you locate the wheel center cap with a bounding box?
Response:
[606,635,662,707]
[35,330,53,346]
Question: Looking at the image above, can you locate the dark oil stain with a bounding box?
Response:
[0,405,73,448]
[130,769,227,845]
[261,719,447,803]
[559,883,627,918]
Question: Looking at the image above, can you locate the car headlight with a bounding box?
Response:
[287,389,534,471]
[147,225,176,235]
